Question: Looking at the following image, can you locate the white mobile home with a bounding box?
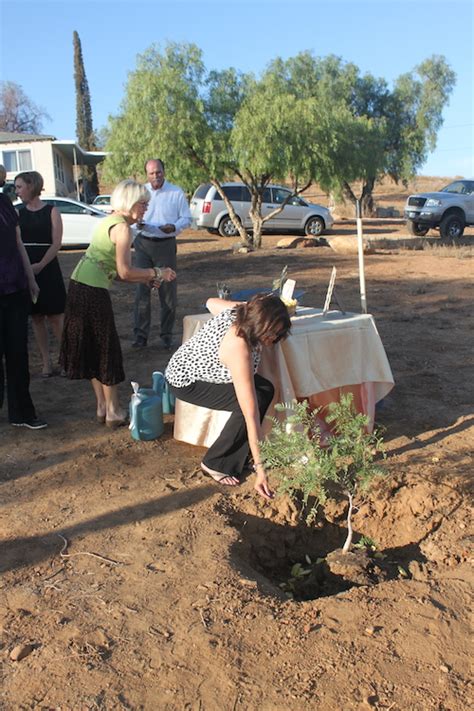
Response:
[0,131,107,200]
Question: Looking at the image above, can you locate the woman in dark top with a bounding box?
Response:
[0,192,46,428]
[15,171,66,377]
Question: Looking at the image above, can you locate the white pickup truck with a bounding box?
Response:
[404,179,474,239]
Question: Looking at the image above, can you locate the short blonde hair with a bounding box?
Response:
[15,171,44,197]
[110,179,150,214]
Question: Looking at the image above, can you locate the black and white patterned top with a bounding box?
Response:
[165,308,261,388]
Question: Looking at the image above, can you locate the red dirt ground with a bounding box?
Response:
[1,218,472,710]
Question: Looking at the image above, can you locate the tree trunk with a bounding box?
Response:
[249,201,264,249]
[83,166,99,201]
[342,178,376,217]
[342,491,354,554]
[249,214,263,249]
[236,221,250,244]
[210,180,251,246]
[342,181,357,210]
[361,176,376,217]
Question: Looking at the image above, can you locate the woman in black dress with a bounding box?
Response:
[15,171,66,377]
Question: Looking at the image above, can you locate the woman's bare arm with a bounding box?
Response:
[220,330,273,500]
[16,226,39,301]
[206,297,243,315]
[112,222,175,284]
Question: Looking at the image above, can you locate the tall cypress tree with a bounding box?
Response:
[73,30,98,199]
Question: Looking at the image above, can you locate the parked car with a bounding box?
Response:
[92,194,113,213]
[14,196,107,247]
[404,179,474,239]
[190,182,334,237]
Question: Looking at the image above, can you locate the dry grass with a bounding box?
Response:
[422,241,474,259]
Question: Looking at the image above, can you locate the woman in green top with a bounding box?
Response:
[60,180,176,427]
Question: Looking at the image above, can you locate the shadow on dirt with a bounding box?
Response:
[385,416,474,461]
[0,484,216,574]
[224,508,426,601]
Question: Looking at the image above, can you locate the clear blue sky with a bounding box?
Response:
[1,0,473,178]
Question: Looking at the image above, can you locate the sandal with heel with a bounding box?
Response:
[200,462,239,486]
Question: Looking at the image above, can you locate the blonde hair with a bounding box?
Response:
[15,170,44,197]
[110,179,150,214]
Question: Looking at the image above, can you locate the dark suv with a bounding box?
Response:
[404,179,474,239]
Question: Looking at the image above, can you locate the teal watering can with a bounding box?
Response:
[129,371,165,441]
[162,380,175,415]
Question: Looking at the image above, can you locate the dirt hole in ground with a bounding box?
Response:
[223,504,412,601]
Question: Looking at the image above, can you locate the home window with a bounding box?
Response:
[2,149,32,172]
[53,151,65,184]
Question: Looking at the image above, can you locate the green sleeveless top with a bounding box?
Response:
[71,213,126,289]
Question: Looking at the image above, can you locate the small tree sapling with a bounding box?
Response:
[260,394,385,553]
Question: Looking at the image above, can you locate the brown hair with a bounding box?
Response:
[15,170,44,197]
[234,294,291,347]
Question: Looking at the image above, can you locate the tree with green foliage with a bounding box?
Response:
[104,43,329,247]
[104,43,252,240]
[104,43,455,244]
[266,52,456,215]
[73,30,98,199]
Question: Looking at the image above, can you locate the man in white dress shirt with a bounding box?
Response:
[132,158,191,350]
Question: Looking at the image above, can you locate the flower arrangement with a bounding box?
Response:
[273,265,298,315]
[280,296,298,316]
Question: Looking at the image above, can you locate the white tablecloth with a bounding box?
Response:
[173,307,394,447]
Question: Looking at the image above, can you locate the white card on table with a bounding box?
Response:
[281,278,296,300]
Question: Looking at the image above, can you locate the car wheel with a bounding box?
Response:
[218,216,239,238]
[407,220,429,236]
[440,213,465,240]
[304,216,325,237]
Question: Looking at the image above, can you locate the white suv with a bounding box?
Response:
[190,182,333,237]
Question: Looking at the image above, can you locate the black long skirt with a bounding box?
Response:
[59,280,124,385]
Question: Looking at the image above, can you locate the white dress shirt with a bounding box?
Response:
[140,180,191,239]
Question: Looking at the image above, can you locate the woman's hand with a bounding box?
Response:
[150,267,176,289]
[160,267,176,282]
[254,466,274,500]
[29,279,40,303]
[31,262,42,275]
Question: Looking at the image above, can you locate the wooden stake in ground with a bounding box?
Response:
[356,200,367,314]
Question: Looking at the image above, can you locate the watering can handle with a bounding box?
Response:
[152,371,165,394]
